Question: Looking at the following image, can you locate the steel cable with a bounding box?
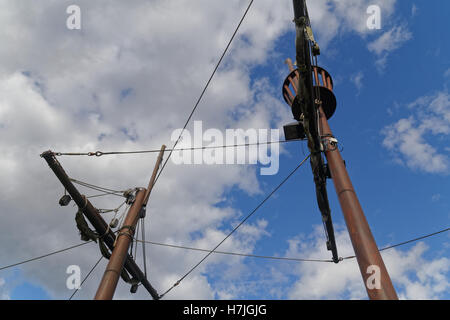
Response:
[54,139,302,157]
[152,0,255,188]
[158,154,311,299]
[0,242,93,272]
[68,256,104,300]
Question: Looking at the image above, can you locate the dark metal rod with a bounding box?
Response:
[291,0,339,263]
[290,0,397,298]
[40,151,159,299]
[292,0,305,19]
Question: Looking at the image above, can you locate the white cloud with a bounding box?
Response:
[285,226,449,300]
[411,4,419,18]
[302,1,410,71]
[287,227,365,299]
[382,242,449,299]
[382,90,450,174]
[308,0,397,47]
[445,68,450,78]
[431,194,441,202]
[0,0,292,300]
[350,71,364,92]
[368,25,412,70]
[368,26,412,55]
[0,0,413,300]
[0,278,10,300]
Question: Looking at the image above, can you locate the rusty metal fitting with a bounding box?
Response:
[322,136,339,152]
[88,151,103,157]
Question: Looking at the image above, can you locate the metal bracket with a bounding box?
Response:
[130,278,140,294]
[322,135,339,152]
[59,194,72,206]
[139,205,147,219]
[293,16,308,27]
[123,189,137,205]
[297,64,307,72]
[312,42,320,56]
[323,161,347,180]
[323,163,332,179]
[305,26,315,42]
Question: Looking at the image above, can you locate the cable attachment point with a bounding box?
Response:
[109,218,119,229]
[321,135,339,152]
[328,137,338,146]
[123,189,136,205]
[117,225,136,240]
[88,151,103,157]
[293,16,308,27]
[130,278,140,294]
[59,189,72,206]
[297,64,307,72]
[139,205,147,219]
[312,42,320,56]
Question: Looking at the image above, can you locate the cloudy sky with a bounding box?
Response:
[0,0,449,300]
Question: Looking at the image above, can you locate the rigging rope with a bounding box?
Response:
[54,139,302,157]
[152,0,254,189]
[141,218,148,279]
[342,227,450,260]
[68,255,103,300]
[70,178,126,198]
[135,240,334,263]
[1,227,448,275]
[158,154,311,299]
[0,242,93,271]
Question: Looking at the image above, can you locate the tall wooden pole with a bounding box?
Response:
[318,108,398,300]
[94,189,146,300]
[143,145,166,207]
[290,0,398,299]
[94,145,166,300]
[291,0,340,263]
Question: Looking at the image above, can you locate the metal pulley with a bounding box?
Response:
[312,42,320,56]
[59,194,72,206]
[109,218,119,229]
[123,189,136,205]
[130,279,139,294]
[139,206,146,219]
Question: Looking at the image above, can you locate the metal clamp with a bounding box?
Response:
[123,189,137,205]
[321,135,339,152]
[88,151,103,157]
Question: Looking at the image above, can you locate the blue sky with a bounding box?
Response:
[0,0,449,300]
[202,0,450,299]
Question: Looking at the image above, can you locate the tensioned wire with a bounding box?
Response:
[1,227,448,273]
[54,139,303,157]
[158,154,312,298]
[152,0,255,189]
